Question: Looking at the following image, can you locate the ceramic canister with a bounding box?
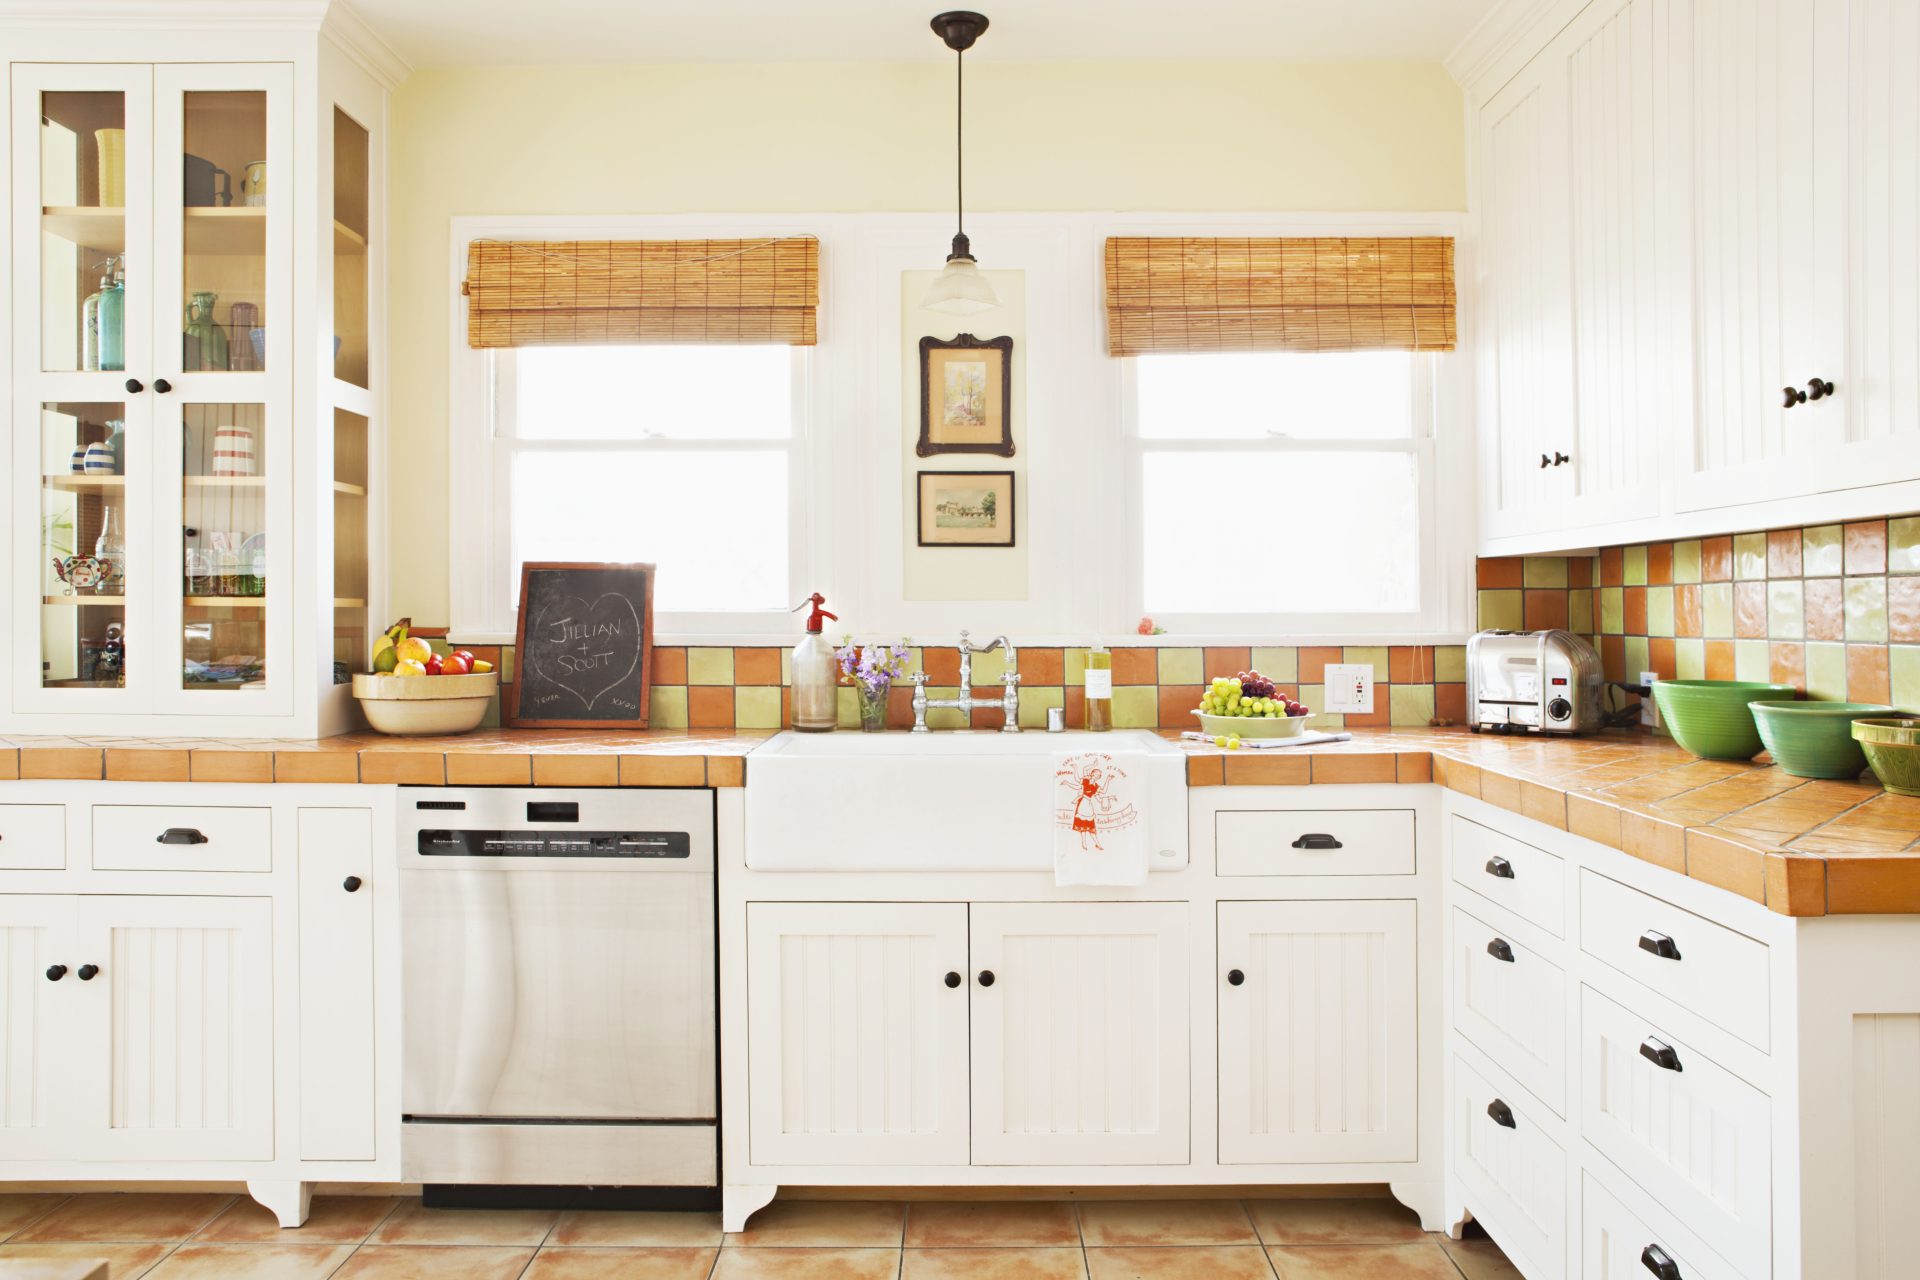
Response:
[212,424,255,477]
[70,447,88,474]
[83,442,114,476]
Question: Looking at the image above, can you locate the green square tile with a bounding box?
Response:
[734,686,782,730]
[1624,545,1648,586]
[1891,517,1920,574]
[1018,686,1065,729]
[901,647,925,678]
[1805,643,1848,702]
[1064,648,1089,686]
[1297,684,1343,731]
[1673,540,1702,584]
[970,647,1006,685]
[1734,532,1768,580]
[499,646,516,684]
[1343,646,1390,681]
[1675,638,1706,681]
[922,687,967,730]
[1734,638,1769,682]
[1846,577,1889,644]
[835,686,860,729]
[1599,587,1625,635]
[687,647,734,685]
[650,685,689,728]
[782,648,793,685]
[1570,589,1595,635]
[1251,647,1297,682]
[1802,525,1844,577]
[1479,590,1523,631]
[1767,580,1805,640]
[1523,556,1568,589]
[1892,645,1920,712]
[1434,646,1467,683]
[480,692,502,729]
[1646,586,1675,638]
[1157,648,1204,685]
[1389,684,1435,727]
[1701,583,1734,637]
[1112,686,1158,729]
[1624,635,1650,682]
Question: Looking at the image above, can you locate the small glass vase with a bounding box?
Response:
[855,686,889,731]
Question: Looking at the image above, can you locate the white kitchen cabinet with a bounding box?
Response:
[970,902,1189,1166]
[1217,899,1417,1164]
[1452,1053,1567,1280]
[0,895,83,1159]
[297,807,376,1161]
[745,901,971,1167]
[1581,1172,1739,1280]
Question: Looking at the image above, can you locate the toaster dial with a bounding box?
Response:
[1547,696,1572,723]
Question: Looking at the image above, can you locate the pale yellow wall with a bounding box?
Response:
[389,60,1465,622]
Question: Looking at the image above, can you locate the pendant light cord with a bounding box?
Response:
[955,44,965,242]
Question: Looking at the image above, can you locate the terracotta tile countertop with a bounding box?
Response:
[0,724,1911,916]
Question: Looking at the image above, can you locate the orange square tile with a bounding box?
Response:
[274,751,360,784]
[620,755,705,787]
[1477,557,1523,588]
[887,684,917,729]
[1063,686,1086,727]
[1388,646,1433,684]
[1434,683,1466,723]
[1203,647,1251,681]
[1601,634,1626,681]
[1112,647,1159,685]
[1806,578,1845,641]
[361,751,444,785]
[1847,645,1891,704]
[190,750,273,783]
[921,647,961,684]
[1158,685,1203,728]
[779,685,792,727]
[106,748,190,782]
[1343,696,1391,728]
[1647,542,1673,585]
[734,647,782,685]
[1187,755,1224,786]
[1705,639,1737,681]
[1648,637,1676,680]
[1766,852,1828,915]
[1312,754,1395,784]
[1769,641,1806,691]
[1675,584,1703,637]
[1223,754,1310,785]
[969,704,1011,730]
[1623,587,1647,635]
[1396,754,1432,783]
[687,685,734,729]
[1845,520,1889,575]
[1022,647,1065,686]
[1700,536,1733,582]
[1599,546,1624,586]
[1890,575,1920,644]
[447,753,532,786]
[1299,646,1343,684]
[1525,589,1570,631]
[708,756,746,787]
[1767,528,1804,578]
[21,747,103,780]
[1734,581,1768,638]
[652,647,688,685]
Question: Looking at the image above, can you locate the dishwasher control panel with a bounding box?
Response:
[415,829,691,858]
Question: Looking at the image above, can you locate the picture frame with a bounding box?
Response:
[916,470,1016,548]
[918,333,1014,457]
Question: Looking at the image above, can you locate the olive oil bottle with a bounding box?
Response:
[1084,645,1113,731]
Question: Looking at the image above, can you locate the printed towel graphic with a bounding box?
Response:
[1053,750,1148,886]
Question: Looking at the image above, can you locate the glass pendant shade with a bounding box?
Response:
[922,252,998,315]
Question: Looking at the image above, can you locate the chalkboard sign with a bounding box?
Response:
[506,562,655,729]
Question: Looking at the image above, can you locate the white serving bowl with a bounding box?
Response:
[352,671,498,735]
[1194,709,1310,739]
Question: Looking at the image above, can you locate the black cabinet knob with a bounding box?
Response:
[1783,385,1807,408]
[1485,856,1515,879]
[1639,1036,1682,1072]
[46,964,67,982]
[153,378,173,394]
[944,971,962,988]
[1806,377,1835,400]
[1539,452,1552,469]
[1641,1243,1682,1279]
[157,828,208,846]
[1638,930,1681,960]
[1486,1098,1517,1129]
[977,970,995,987]
[342,875,363,893]
[1486,938,1515,963]
[1227,968,1245,986]
[1553,451,1570,466]
[77,964,100,981]
[124,378,144,394]
[1290,833,1342,850]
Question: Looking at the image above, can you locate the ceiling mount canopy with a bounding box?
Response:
[921,9,999,315]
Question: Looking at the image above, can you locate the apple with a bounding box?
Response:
[442,652,472,676]
[424,654,444,676]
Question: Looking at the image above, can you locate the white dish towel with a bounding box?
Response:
[1052,749,1148,886]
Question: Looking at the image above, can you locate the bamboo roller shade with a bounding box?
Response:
[464,237,819,348]
[1103,236,1455,357]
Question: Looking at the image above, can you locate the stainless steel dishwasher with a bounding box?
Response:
[399,787,716,1196]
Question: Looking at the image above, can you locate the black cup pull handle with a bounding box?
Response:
[77,964,99,981]
[1227,968,1245,986]
[342,875,363,893]
[157,827,209,846]
[1638,930,1681,960]
[977,970,995,988]
[46,964,67,982]
[1641,1243,1682,1279]
[1487,938,1515,962]
[1486,1098,1516,1129]
[1639,1037,1682,1072]
[124,378,144,394]
[1290,833,1343,850]
[943,971,961,988]
[1485,856,1515,879]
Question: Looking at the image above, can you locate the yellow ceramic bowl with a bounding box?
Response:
[352,671,498,736]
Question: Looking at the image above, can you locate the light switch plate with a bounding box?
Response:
[1323,663,1375,714]
[1640,671,1659,727]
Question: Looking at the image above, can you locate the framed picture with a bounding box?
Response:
[918,333,1014,457]
[917,470,1016,548]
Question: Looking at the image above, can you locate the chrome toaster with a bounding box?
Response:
[1467,629,1605,735]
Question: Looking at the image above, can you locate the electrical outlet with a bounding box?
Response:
[1324,663,1375,715]
[1640,671,1659,727]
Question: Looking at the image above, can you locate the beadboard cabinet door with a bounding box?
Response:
[0,895,86,1160]
[746,902,970,1167]
[969,902,1189,1166]
[297,808,376,1161]
[1217,900,1417,1164]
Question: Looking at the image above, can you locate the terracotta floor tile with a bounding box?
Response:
[523,1246,721,1279]
[905,1201,1079,1248]
[193,1196,401,1244]
[145,1242,357,1279]
[1441,1233,1526,1280]
[710,1246,902,1279]
[903,1246,1087,1279]
[725,1201,903,1248]
[0,1241,174,1279]
[1077,1200,1257,1248]
[1244,1198,1425,1246]
[0,1195,67,1242]
[330,1245,538,1280]
[13,1194,235,1243]
[1085,1244,1275,1279]
[1268,1241,1458,1278]
[548,1211,723,1248]
[367,1202,556,1247]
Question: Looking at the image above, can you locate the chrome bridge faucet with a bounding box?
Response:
[911,631,1020,732]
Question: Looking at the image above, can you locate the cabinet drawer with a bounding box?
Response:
[1453,1054,1566,1280]
[1578,869,1769,1051]
[1215,808,1414,876]
[1580,986,1769,1278]
[1581,1173,1741,1280]
[1452,906,1566,1115]
[1450,815,1566,937]
[92,806,271,873]
[0,805,66,870]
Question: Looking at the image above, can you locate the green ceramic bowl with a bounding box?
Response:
[1853,718,1920,796]
[1194,710,1308,739]
[1749,701,1892,779]
[1650,680,1797,760]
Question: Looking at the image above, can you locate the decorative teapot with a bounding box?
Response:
[52,555,114,595]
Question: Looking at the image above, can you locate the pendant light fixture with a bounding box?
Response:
[921,10,998,315]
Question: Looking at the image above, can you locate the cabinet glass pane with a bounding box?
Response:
[39,401,130,688]
[39,92,128,373]
[180,92,266,372]
[334,409,370,679]
[334,107,369,389]
[182,404,268,691]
